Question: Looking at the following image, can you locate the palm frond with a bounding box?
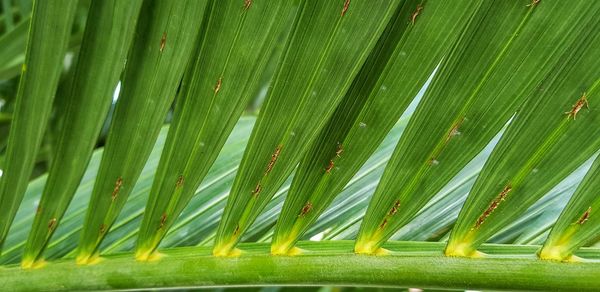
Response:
[0,0,599,291]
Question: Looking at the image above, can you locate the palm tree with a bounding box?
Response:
[0,0,599,290]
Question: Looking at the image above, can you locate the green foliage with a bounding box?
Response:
[213,0,401,256]
[447,3,600,256]
[0,0,599,291]
[75,0,209,264]
[541,155,600,260]
[135,0,296,260]
[21,0,145,268]
[272,0,481,255]
[0,0,78,254]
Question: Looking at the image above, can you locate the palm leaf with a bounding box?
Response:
[272,0,480,255]
[0,0,78,254]
[541,154,600,260]
[358,0,600,255]
[20,0,144,268]
[447,7,600,256]
[75,0,209,264]
[2,1,600,291]
[135,0,296,261]
[213,0,401,256]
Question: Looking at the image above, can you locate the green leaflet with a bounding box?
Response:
[0,118,254,265]
[271,0,482,255]
[1,0,14,30]
[356,0,599,254]
[20,0,144,268]
[213,0,401,256]
[135,0,297,260]
[446,9,600,257]
[0,0,78,254]
[76,0,208,264]
[241,117,411,245]
[508,160,594,246]
[0,18,28,72]
[541,155,600,261]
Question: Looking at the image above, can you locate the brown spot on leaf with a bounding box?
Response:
[112,177,123,201]
[565,93,589,120]
[299,201,313,217]
[341,0,350,16]
[99,223,107,235]
[473,185,512,229]
[446,117,464,142]
[176,175,185,188]
[379,218,388,229]
[214,77,223,94]
[335,143,344,158]
[251,184,262,197]
[388,200,401,216]
[265,145,282,175]
[325,160,335,174]
[159,213,168,229]
[410,4,424,25]
[48,218,57,231]
[577,207,591,225]
[160,32,167,52]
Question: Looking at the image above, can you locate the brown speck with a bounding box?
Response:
[379,218,388,229]
[244,0,252,10]
[251,184,262,197]
[473,185,512,229]
[48,218,57,231]
[526,0,540,7]
[160,32,167,52]
[233,224,240,235]
[410,4,424,25]
[565,93,589,120]
[265,145,283,175]
[176,175,185,188]
[577,207,591,225]
[112,177,123,201]
[214,77,223,94]
[446,117,464,142]
[335,143,344,158]
[341,0,350,16]
[99,223,107,235]
[388,200,401,216]
[325,160,335,174]
[299,201,313,217]
[159,213,168,229]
